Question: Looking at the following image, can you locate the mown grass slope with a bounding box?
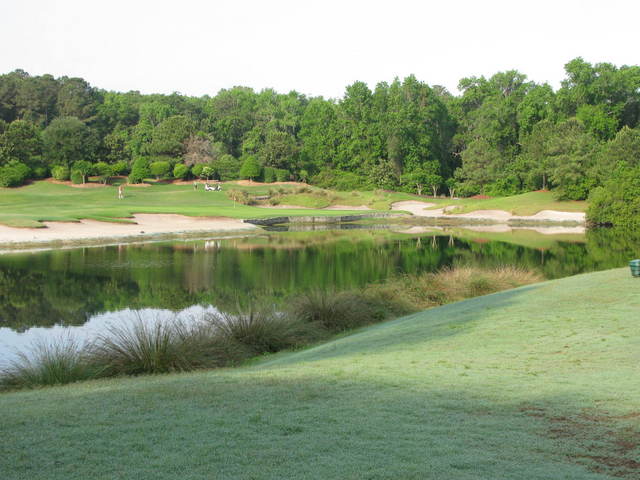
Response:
[1,268,638,479]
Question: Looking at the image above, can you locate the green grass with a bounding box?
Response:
[257,186,417,210]
[0,183,586,229]
[425,191,587,216]
[0,181,385,228]
[1,268,638,479]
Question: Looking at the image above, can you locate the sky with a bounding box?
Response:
[2,0,639,99]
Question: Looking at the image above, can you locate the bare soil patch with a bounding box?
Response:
[521,405,640,478]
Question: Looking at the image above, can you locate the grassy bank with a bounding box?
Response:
[1,266,540,389]
[424,191,587,216]
[1,268,638,479]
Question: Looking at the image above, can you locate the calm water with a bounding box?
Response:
[0,227,638,363]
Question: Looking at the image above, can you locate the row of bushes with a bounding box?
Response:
[0,266,542,390]
[127,155,292,184]
[1,156,293,187]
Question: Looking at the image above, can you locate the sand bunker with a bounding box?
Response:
[0,214,257,245]
[324,205,372,211]
[391,201,586,224]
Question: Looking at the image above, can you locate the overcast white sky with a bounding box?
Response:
[2,0,639,99]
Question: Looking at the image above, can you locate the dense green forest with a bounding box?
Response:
[0,58,639,225]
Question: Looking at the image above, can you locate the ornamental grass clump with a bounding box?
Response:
[288,290,389,333]
[206,308,322,355]
[426,266,542,303]
[89,317,222,376]
[0,336,95,390]
[366,265,543,311]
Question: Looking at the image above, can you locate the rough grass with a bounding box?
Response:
[288,290,389,332]
[0,269,638,479]
[366,265,544,310]
[0,336,95,388]
[206,308,324,354]
[89,317,220,376]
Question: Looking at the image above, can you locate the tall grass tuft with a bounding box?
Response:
[0,336,95,390]
[89,317,222,376]
[365,265,543,311]
[288,290,389,332]
[206,308,323,354]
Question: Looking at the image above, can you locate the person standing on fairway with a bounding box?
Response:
[118,185,124,200]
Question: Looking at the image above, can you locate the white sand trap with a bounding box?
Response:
[0,214,257,245]
[324,205,372,211]
[514,210,586,222]
[391,201,586,224]
[255,205,308,209]
[391,201,439,216]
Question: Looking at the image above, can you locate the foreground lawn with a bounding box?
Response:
[426,191,588,216]
[0,181,391,228]
[1,268,638,479]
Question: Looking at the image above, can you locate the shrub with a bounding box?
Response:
[129,156,150,184]
[0,336,95,390]
[0,160,30,187]
[70,170,83,184]
[239,155,261,180]
[288,290,386,332]
[150,160,171,179]
[312,169,370,191]
[485,175,522,197]
[199,166,215,180]
[587,165,640,227]
[72,160,92,183]
[173,163,189,180]
[51,165,70,181]
[366,266,543,311]
[263,166,277,183]
[206,309,322,354]
[93,161,112,184]
[111,160,129,176]
[227,189,249,205]
[32,166,48,179]
[215,154,241,181]
[191,163,204,178]
[275,168,289,182]
[89,317,218,376]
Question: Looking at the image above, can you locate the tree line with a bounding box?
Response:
[0,58,639,225]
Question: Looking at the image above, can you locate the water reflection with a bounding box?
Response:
[0,227,638,363]
[0,305,220,364]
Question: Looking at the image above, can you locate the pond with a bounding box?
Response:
[0,226,638,364]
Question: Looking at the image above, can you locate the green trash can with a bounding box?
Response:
[630,259,640,278]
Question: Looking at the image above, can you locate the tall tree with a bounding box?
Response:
[56,77,100,122]
[42,117,96,167]
[0,120,42,167]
